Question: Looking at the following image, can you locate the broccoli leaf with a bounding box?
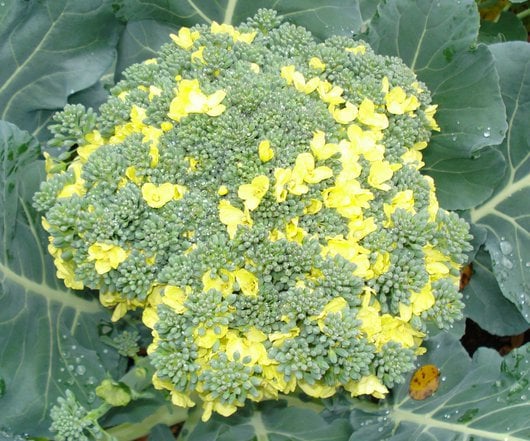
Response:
[0,0,121,140]
[0,121,121,437]
[348,333,530,440]
[469,41,530,324]
[181,400,351,441]
[423,147,505,210]
[113,0,369,41]
[367,0,508,210]
[463,248,529,336]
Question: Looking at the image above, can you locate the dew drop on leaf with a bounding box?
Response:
[500,241,513,255]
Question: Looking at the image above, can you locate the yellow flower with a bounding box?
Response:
[194,325,228,348]
[298,381,336,398]
[345,375,388,399]
[218,185,229,196]
[238,175,270,210]
[330,102,358,124]
[88,242,129,275]
[162,285,189,313]
[383,189,415,221]
[210,21,256,43]
[168,79,226,122]
[269,327,300,347]
[304,198,323,215]
[347,215,377,241]
[225,331,268,365]
[78,130,105,162]
[284,217,306,244]
[233,268,259,297]
[273,168,292,202]
[345,44,366,55]
[191,46,206,63]
[357,98,389,129]
[321,235,364,262]
[310,130,338,160]
[293,152,333,184]
[423,245,450,278]
[399,283,435,321]
[367,160,394,191]
[425,104,440,131]
[170,27,200,50]
[148,85,162,100]
[258,139,275,162]
[58,161,86,198]
[323,180,374,219]
[317,80,345,105]
[250,63,260,73]
[379,315,425,349]
[309,57,326,71]
[346,124,385,161]
[424,176,439,221]
[218,200,253,239]
[202,269,235,297]
[141,182,184,208]
[385,86,420,114]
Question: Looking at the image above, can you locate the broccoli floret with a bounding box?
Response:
[34,10,471,420]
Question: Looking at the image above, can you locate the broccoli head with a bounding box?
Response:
[35,9,471,421]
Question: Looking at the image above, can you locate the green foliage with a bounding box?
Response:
[470,41,530,321]
[0,0,121,140]
[347,333,530,440]
[0,0,529,440]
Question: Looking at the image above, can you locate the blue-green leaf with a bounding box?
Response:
[424,147,505,210]
[349,333,530,440]
[478,11,528,44]
[464,248,529,336]
[0,121,121,437]
[114,0,366,40]
[0,0,121,139]
[182,400,351,441]
[469,41,530,323]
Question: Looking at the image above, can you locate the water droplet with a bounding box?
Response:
[500,241,513,255]
[103,348,109,354]
[378,427,383,432]
[75,357,82,364]
[75,365,86,376]
[456,120,460,125]
[441,376,447,382]
[451,135,457,141]
[87,391,96,404]
[483,127,491,138]
[71,345,77,351]
[502,256,513,269]
[67,364,74,372]
[525,262,530,268]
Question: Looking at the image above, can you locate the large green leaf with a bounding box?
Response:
[0,121,122,436]
[367,0,507,210]
[463,248,529,336]
[424,147,505,210]
[113,0,367,41]
[348,333,530,440]
[181,400,351,441]
[469,41,530,323]
[0,0,121,139]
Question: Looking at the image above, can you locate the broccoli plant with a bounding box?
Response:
[33,9,471,428]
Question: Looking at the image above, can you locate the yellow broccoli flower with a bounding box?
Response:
[87,242,129,275]
[141,182,185,208]
[233,268,259,297]
[367,160,394,191]
[238,175,270,211]
[345,375,388,399]
[170,27,200,50]
[258,139,275,162]
[358,98,389,129]
[218,200,253,239]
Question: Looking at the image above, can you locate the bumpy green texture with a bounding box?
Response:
[35,10,471,421]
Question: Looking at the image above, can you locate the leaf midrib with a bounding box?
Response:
[0,261,101,313]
